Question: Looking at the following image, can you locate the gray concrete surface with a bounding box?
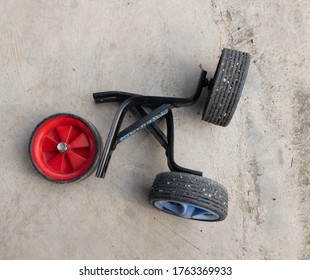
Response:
[0,0,309,259]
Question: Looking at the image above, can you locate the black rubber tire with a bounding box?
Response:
[202,48,250,126]
[29,113,102,184]
[148,172,228,221]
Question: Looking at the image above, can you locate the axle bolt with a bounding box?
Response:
[57,142,68,153]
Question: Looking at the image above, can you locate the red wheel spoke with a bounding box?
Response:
[46,128,61,142]
[67,126,81,143]
[71,147,89,159]
[47,153,65,172]
[67,150,87,170]
[43,151,58,163]
[69,133,89,148]
[56,125,73,143]
[62,154,73,173]
[42,136,58,153]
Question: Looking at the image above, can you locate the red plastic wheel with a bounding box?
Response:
[29,113,101,183]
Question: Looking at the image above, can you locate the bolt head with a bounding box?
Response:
[57,142,68,153]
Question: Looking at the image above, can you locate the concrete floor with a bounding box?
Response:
[0,0,309,259]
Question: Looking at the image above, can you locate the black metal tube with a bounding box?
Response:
[116,104,170,143]
[95,96,171,178]
[93,70,207,108]
[165,111,203,176]
[95,97,136,178]
[93,91,141,103]
[95,69,207,178]
[131,106,168,149]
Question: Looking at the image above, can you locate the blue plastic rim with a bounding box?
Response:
[153,200,219,221]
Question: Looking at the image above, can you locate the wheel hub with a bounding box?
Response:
[57,142,68,153]
[154,200,220,221]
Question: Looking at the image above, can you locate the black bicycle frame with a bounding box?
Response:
[93,69,208,178]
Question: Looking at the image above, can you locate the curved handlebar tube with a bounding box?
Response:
[93,69,207,107]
